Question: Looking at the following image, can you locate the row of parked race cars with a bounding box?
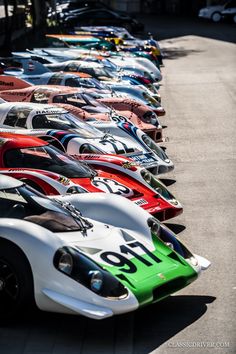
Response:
[0,24,210,321]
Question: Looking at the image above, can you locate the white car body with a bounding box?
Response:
[0,176,210,319]
[0,102,159,170]
[198,2,234,22]
[108,57,162,82]
[88,116,173,174]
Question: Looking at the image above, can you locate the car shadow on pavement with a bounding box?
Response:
[159,178,176,186]
[163,47,204,60]
[132,295,216,353]
[163,223,186,234]
[1,295,215,354]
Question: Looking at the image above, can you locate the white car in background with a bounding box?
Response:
[198,1,235,22]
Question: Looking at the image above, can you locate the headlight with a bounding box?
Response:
[54,247,128,299]
[170,199,179,206]
[148,219,193,259]
[164,242,174,250]
[89,270,103,293]
[66,186,87,194]
[141,170,152,184]
[143,111,157,125]
[147,217,161,236]
[58,252,73,275]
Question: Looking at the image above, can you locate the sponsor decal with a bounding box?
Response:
[0,80,14,86]
[134,198,148,206]
[58,176,70,186]
[129,153,156,164]
[157,273,166,280]
[122,161,137,169]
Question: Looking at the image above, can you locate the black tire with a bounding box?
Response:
[0,239,35,321]
[211,12,221,22]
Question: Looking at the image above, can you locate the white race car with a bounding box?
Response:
[0,175,210,320]
[0,102,172,174]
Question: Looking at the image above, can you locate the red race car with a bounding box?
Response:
[0,133,182,221]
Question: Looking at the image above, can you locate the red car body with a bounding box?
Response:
[0,133,182,220]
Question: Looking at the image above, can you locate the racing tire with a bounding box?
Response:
[233,15,236,23]
[0,240,35,321]
[211,12,221,22]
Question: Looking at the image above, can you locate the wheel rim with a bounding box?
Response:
[212,13,221,22]
[0,259,20,310]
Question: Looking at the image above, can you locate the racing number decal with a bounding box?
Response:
[92,178,133,197]
[100,241,161,273]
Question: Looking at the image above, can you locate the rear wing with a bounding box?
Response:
[0,75,32,91]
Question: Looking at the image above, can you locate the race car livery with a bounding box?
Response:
[0,133,181,220]
[0,175,210,319]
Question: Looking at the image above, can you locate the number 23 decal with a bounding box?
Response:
[100,241,161,273]
[92,177,134,197]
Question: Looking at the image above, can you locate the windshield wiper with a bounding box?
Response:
[53,199,93,236]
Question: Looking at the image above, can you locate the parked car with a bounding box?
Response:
[0,175,210,319]
[0,133,181,220]
[59,8,144,32]
[198,0,236,22]
[221,5,236,22]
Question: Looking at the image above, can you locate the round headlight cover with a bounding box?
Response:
[89,270,103,293]
[58,252,73,275]
[141,170,152,184]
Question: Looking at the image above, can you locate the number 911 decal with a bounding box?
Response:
[92,177,134,197]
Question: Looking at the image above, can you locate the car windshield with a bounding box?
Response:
[0,185,92,232]
[83,93,111,108]
[88,65,115,78]
[32,111,103,138]
[4,144,96,178]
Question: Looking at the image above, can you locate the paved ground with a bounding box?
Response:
[0,18,236,354]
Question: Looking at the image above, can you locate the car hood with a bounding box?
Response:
[57,223,197,305]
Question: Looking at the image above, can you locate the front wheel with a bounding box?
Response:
[0,240,35,320]
[211,12,221,22]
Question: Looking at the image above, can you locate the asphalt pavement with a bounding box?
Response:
[0,17,235,354]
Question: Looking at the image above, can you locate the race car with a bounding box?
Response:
[0,133,181,220]
[54,104,172,173]
[0,75,163,137]
[0,175,210,320]
[0,102,171,174]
